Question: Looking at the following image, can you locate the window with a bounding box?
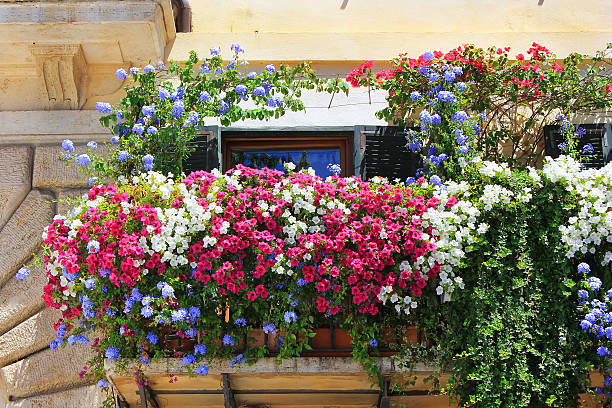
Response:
[222,130,353,178]
[171,0,192,33]
[544,124,612,169]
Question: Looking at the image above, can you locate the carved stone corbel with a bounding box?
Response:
[30,44,88,110]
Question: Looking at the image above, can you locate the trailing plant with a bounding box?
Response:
[59,44,348,182]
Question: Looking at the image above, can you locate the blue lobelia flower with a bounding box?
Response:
[410,91,421,103]
[87,141,97,150]
[583,144,594,155]
[129,67,140,75]
[110,135,120,144]
[423,50,434,62]
[438,91,455,103]
[143,64,155,73]
[456,82,467,92]
[146,126,158,135]
[97,379,109,389]
[598,346,610,357]
[235,84,247,95]
[264,64,275,73]
[369,339,378,347]
[196,365,209,375]
[452,111,468,123]
[444,71,456,83]
[171,308,188,322]
[184,111,200,127]
[247,71,257,79]
[235,317,247,326]
[263,323,276,335]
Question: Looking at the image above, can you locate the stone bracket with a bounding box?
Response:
[30,44,87,110]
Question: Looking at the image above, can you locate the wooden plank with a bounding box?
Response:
[230,373,374,391]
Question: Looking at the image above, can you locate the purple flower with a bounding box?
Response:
[444,71,456,82]
[430,175,442,186]
[194,344,207,355]
[229,354,246,367]
[160,282,174,298]
[117,151,131,162]
[129,67,140,75]
[369,339,378,347]
[147,126,158,134]
[97,379,108,389]
[142,105,155,117]
[200,91,211,102]
[15,266,30,280]
[182,354,196,366]
[410,91,421,103]
[77,154,90,166]
[438,91,455,103]
[143,64,155,73]
[199,64,210,74]
[87,141,97,150]
[105,347,122,360]
[264,64,275,73]
[423,51,435,62]
[247,71,257,79]
[231,43,244,53]
[132,123,145,135]
[452,111,469,123]
[172,100,185,118]
[263,323,276,335]
[216,101,230,115]
[456,82,467,92]
[171,308,188,322]
[234,318,247,326]
[110,136,120,144]
[598,346,609,356]
[578,263,591,276]
[253,86,266,96]
[428,72,440,83]
[188,306,201,322]
[223,334,236,346]
[142,154,154,171]
[115,68,128,79]
[196,365,209,375]
[235,84,247,95]
[210,47,220,56]
[96,102,113,114]
[62,139,75,152]
[284,311,297,323]
[184,111,200,127]
[158,87,171,101]
[589,277,603,291]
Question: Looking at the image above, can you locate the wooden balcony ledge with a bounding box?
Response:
[104,357,451,408]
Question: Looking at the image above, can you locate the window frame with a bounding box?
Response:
[221,130,354,178]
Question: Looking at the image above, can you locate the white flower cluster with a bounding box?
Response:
[543,156,612,264]
[478,184,515,211]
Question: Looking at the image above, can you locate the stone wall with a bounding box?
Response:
[0,111,110,408]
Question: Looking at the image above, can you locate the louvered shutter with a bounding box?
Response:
[182,126,221,174]
[354,126,421,181]
[544,124,610,169]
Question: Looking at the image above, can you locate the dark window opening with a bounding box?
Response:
[544,124,611,169]
[172,0,192,33]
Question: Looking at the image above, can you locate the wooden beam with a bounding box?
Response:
[223,373,237,408]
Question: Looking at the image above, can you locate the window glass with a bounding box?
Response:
[231,148,340,177]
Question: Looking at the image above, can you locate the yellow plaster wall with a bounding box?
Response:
[171,0,612,62]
